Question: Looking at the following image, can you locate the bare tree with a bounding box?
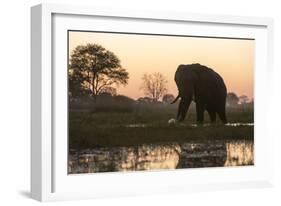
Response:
[140,73,168,102]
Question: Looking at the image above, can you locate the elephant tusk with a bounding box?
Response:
[170,94,180,104]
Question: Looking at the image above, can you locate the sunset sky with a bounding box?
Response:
[68,31,254,100]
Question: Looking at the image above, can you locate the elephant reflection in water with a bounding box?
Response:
[171,64,227,124]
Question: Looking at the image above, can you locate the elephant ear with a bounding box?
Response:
[175,65,199,98]
[188,67,200,82]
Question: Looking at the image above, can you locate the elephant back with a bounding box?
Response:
[175,63,227,96]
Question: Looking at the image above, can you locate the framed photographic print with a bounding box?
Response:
[31,3,274,201]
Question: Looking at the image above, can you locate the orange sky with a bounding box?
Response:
[69,31,254,100]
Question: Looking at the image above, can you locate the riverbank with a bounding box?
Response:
[70,124,254,148]
[69,110,254,148]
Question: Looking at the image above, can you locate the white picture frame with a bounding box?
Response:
[31,3,274,202]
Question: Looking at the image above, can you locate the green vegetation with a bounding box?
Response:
[69,106,254,149]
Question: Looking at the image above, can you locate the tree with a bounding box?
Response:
[69,67,89,99]
[162,94,175,104]
[99,86,117,96]
[140,73,168,102]
[69,44,129,98]
[239,95,249,104]
[226,92,239,107]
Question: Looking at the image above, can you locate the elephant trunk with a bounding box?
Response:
[177,97,192,122]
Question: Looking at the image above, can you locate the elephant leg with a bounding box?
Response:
[217,108,227,124]
[196,103,204,124]
[178,98,192,122]
[207,109,216,123]
[176,100,183,120]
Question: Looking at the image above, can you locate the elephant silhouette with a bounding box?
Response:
[171,63,227,124]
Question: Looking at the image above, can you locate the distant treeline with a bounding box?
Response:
[69,92,253,113]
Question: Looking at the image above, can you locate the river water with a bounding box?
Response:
[68,140,254,174]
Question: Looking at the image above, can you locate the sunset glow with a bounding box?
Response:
[69,31,254,100]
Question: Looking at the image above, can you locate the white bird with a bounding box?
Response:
[168,118,176,125]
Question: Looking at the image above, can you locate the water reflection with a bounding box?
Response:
[190,123,254,127]
[224,141,254,166]
[68,140,254,174]
[126,123,254,128]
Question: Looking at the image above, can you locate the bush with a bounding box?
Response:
[69,95,136,113]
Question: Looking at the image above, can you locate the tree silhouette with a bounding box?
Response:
[69,67,88,98]
[140,73,168,102]
[226,92,239,107]
[239,95,249,104]
[69,44,129,98]
[162,94,175,104]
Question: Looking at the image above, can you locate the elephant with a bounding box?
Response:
[171,63,227,124]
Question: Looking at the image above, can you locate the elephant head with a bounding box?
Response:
[171,65,198,121]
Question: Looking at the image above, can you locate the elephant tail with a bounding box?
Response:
[170,94,180,104]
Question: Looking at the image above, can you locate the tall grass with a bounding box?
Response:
[69,109,254,149]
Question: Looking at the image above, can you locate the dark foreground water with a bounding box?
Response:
[68,140,254,174]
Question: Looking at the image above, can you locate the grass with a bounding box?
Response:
[69,107,254,149]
